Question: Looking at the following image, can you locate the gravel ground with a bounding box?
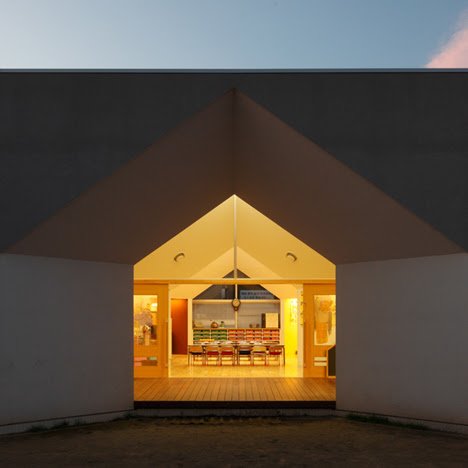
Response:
[0,417,467,467]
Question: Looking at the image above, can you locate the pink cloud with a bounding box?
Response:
[426,10,468,68]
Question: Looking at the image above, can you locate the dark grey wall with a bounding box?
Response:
[236,72,468,251]
[234,91,460,263]
[6,92,235,263]
[1,71,467,251]
[0,73,233,250]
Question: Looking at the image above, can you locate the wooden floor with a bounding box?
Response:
[134,378,336,407]
[170,354,302,378]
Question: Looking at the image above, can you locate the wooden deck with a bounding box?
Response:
[134,378,336,408]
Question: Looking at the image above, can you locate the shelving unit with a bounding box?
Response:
[263,328,281,342]
[193,328,280,343]
[193,328,228,342]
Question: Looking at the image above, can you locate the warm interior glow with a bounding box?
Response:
[134,195,335,286]
[133,195,336,380]
[284,298,299,360]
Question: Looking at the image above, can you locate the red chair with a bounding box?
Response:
[268,345,284,365]
[205,345,220,365]
[219,345,235,365]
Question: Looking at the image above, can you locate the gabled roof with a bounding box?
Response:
[166,248,300,300]
[4,87,464,264]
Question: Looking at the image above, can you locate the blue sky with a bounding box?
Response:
[1,0,467,68]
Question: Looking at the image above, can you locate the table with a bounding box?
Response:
[187,342,285,365]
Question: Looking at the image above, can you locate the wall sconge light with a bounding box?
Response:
[174,252,186,263]
[286,252,297,263]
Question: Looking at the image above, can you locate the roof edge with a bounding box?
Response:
[1,68,468,74]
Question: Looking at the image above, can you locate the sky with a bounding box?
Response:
[0,0,467,69]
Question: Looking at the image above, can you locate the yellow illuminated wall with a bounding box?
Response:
[284,298,298,359]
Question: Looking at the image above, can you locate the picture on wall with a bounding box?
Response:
[314,295,336,346]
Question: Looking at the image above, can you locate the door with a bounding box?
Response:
[303,282,336,378]
[133,282,169,378]
[171,299,188,355]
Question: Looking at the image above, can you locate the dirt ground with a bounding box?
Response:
[1,417,467,467]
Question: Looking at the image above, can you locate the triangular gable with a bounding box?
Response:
[134,195,335,279]
[167,248,298,300]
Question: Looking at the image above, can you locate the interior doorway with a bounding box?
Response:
[133,278,337,405]
[133,280,336,378]
[171,299,188,355]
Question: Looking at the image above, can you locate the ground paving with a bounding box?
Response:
[0,417,467,467]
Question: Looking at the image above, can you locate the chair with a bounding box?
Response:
[205,345,220,365]
[251,345,268,365]
[237,345,252,365]
[267,345,284,365]
[187,345,205,365]
[219,345,235,365]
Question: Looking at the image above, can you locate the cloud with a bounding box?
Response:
[426,10,468,68]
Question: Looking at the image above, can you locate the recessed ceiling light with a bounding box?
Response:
[174,252,185,263]
[286,252,297,263]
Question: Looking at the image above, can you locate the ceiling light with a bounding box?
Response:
[286,252,297,263]
[174,252,185,263]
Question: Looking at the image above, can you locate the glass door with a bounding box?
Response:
[133,283,168,378]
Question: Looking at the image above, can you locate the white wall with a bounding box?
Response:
[337,253,468,425]
[0,254,133,426]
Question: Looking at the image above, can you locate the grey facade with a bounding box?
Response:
[0,71,467,429]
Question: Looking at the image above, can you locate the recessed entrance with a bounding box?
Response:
[132,196,337,405]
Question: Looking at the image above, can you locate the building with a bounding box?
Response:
[0,70,467,431]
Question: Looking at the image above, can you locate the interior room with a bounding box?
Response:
[132,196,337,401]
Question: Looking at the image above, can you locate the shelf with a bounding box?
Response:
[192,299,280,304]
[193,327,280,344]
